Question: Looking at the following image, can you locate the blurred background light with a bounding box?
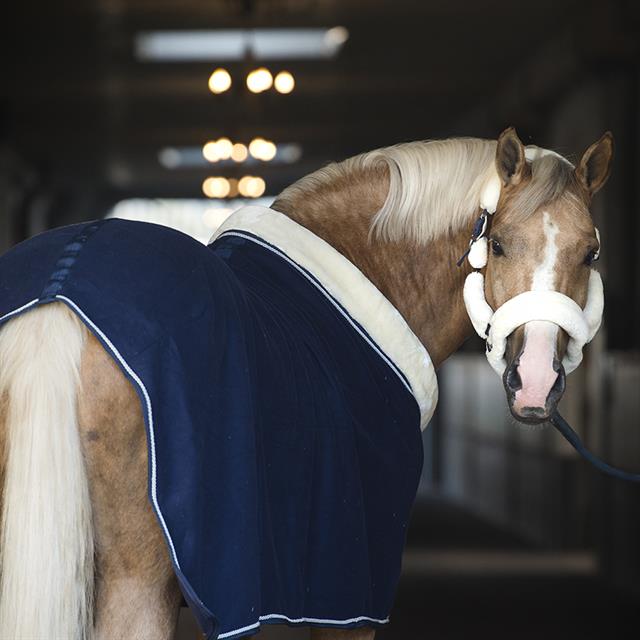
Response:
[202,141,220,163]
[238,176,266,198]
[260,141,277,161]
[231,143,248,163]
[202,176,231,198]
[208,68,232,94]
[278,143,303,164]
[248,138,277,161]
[158,147,183,169]
[274,71,295,94]
[248,138,266,159]
[324,26,350,48]
[135,28,349,62]
[160,143,301,169]
[246,68,273,93]
[215,137,233,159]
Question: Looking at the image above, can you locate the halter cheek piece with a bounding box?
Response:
[454,180,640,483]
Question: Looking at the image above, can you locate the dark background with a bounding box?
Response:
[2,1,639,638]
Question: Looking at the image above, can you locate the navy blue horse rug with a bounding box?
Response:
[0,205,437,639]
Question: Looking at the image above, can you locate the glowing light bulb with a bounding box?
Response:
[238,176,266,198]
[231,143,248,162]
[238,176,252,197]
[260,141,277,161]
[248,137,276,161]
[249,137,266,159]
[216,137,233,160]
[208,68,232,94]
[274,71,295,94]
[202,177,215,197]
[202,177,230,198]
[202,141,220,162]
[246,67,273,93]
[247,176,266,197]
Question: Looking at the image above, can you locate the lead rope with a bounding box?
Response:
[550,412,640,482]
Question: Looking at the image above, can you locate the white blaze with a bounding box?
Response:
[531,212,559,291]
[514,212,560,412]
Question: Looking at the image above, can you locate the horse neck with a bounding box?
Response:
[273,165,474,368]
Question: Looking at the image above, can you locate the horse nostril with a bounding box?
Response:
[547,359,566,405]
[504,361,522,394]
[553,357,563,374]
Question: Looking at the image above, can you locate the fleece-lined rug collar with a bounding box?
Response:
[211,205,438,429]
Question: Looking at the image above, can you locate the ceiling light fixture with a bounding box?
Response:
[202,177,231,198]
[231,143,248,162]
[246,67,273,93]
[238,176,266,198]
[274,71,295,94]
[135,28,349,62]
[208,68,232,94]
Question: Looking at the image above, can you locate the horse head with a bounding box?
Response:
[467,127,613,424]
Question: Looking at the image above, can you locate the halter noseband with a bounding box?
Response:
[463,269,604,375]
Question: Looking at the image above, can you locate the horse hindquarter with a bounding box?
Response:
[78,324,181,640]
[0,297,374,640]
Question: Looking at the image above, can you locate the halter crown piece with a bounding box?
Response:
[459,175,605,377]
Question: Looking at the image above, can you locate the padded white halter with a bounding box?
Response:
[463,270,604,375]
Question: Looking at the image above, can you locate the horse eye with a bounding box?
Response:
[585,248,599,266]
[490,239,504,256]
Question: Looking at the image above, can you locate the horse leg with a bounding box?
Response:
[310,629,375,640]
[78,332,182,640]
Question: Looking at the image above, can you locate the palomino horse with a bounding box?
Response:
[0,127,612,639]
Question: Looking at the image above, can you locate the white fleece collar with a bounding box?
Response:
[210,205,438,429]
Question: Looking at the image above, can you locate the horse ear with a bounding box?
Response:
[495,127,527,186]
[575,132,614,196]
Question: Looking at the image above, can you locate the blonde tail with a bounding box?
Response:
[0,302,94,639]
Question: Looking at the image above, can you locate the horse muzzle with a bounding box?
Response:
[504,347,566,423]
[463,269,604,421]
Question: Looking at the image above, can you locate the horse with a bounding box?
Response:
[0,126,612,640]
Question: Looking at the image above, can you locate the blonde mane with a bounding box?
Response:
[368,138,499,243]
[276,137,577,244]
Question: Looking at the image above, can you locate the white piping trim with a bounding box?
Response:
[219,613,389,639]
[54,295,182,571]
[0,298,40,323]
[211,205,438,429]
[218,621,260,638]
